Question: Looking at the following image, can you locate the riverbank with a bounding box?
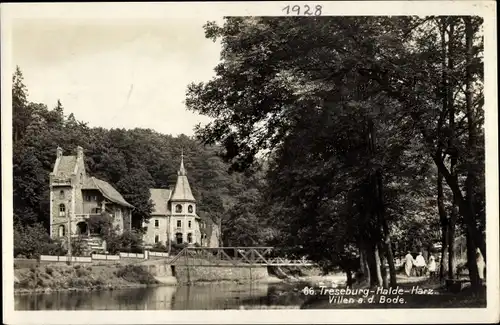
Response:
[14,263,287,295]
[14,263,160,295]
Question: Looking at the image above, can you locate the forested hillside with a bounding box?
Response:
[12,66,272,253]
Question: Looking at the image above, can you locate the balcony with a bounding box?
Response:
[74,213,103,220]
[52,178,72,186]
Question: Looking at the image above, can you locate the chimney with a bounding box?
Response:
[56,147,63,158]
[76,146,84,159]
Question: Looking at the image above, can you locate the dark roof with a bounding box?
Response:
[83,177,134,208]
[149,188,172,215]
[55,156,77,177]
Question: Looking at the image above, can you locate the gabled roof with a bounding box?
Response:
[150,188,172,215]
[170,154,196,202]
[55,156,77,177]
[83,176,134,208]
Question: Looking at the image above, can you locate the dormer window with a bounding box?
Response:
[175,204,182,213]
[188,205,193,213]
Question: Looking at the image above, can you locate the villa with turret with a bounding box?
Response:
[49,146,219,251]
[144,153,220,248]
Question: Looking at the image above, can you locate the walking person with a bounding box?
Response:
[476,250,486,281]
[414,252,426,277]
[428,255,437,278]
[404,251,414,277]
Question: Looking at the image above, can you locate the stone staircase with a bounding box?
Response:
[83,236,106,254]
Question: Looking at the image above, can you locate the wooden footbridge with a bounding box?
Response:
[161,247,315,267]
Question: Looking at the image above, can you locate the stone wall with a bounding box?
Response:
[174,265,268,284]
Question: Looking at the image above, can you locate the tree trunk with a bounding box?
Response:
[437,171,449,279]
[374,244,383,287]
[375,171,397,287]
[379,243,389,288]
[446,19,458,280]
[447,212,456,279]
[466,227,481,289]
[366,241,379,288]
[432,156,486,261]
[345,267,354,288]
[359,242,371,286]
[437,18,450,281]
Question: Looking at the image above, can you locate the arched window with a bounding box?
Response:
[187,233,193,243]
[175,204,182,213]
[59,190,65,199]
[59,204,66,217]
[58,225,65,237]
[175,232,183,245]
[188,205,193,213]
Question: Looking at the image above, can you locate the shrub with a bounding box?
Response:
[14,223,66,258]
[76,268,89,277]
[45,266,54,276]
[88,213,113,235]
[115,265,157,284]
[69,277,89,288]
[150,242,168,252]
[71,236,87,257]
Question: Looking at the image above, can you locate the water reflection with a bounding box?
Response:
[15,283,307,310]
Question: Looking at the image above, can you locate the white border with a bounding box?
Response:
[1,1,498,324]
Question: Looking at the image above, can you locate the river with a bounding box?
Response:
[15,282,309,310]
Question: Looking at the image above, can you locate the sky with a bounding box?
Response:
[12,18,223,136]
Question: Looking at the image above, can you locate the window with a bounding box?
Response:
[188,220,192,229]
[188,205,193,213]
[59,204,66,217]
[175,204,182,213]
[177,220,182,228]
[91,208,101,214]
[155,235,159,243]
[175,232,183,245]
[59,190,65,199]
[58,225,65,237]
[187,233,193,244]
[154,219,159,228]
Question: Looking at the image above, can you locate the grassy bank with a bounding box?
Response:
[14,264,159,295]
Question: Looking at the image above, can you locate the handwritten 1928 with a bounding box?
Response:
[282,5,322,16]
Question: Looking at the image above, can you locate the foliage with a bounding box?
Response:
[12,65,263,243]
[115,265,158,284]
[88,213,114,236]
[14,222,66,258]
[186,17,485,286]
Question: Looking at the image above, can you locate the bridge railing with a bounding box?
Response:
[165,247,314,266]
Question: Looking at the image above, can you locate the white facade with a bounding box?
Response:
[143,155,214,247]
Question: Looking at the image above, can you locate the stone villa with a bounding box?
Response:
[49,146,133,242]
[143,154,220,248]
[50,146,220,251]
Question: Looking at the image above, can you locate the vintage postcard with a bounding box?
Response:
[1,1,498,324]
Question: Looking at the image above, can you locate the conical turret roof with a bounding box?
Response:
[170,151,196,202]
